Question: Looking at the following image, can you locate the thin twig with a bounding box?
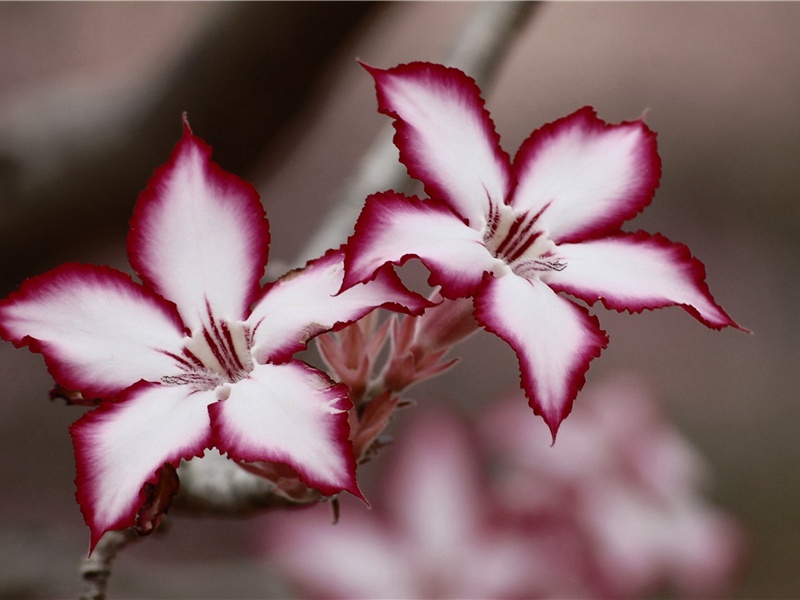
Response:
[293,1,539,267]
[78,529,139,600]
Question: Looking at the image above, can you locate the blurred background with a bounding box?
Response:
[0,2,797,598]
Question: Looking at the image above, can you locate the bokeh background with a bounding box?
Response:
[0,2,797,598]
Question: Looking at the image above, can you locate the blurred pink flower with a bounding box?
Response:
[262,410,554,599]
[482,372,746,598]
[262,374,744,599]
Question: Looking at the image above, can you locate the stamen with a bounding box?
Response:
[162,371,221,389]
[167,311,254,391]
[514,256,567,279]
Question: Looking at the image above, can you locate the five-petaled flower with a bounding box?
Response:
[342,61,745,438]
[0,118,428,550]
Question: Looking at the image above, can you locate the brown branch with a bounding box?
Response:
[78,529,139,600]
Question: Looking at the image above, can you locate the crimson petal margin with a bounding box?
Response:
[128,119,269,331]
[0,263,186,398]
[510,107,661,244]
[248,248,432,365]
[209,361,360,498]
[363,61,511,228]
[71,381,215,551]
[342,192,498,299]
[474,274,608,439]
[546,232,745,331]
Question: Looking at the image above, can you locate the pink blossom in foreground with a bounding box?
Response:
[482,373,746,598]
[263,375,745,599]
[342,61,744,438]
[0,119,429,550]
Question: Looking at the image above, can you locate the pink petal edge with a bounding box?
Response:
[71,381,215,552]
[128,117,270,329]
[362,61,511,228]
[342,191,497,299]
[546,231,746,331]
[0,262,186,398]
[510,106,661,244]
[249,247,433,364]
[474,273,608,439]
[209,361,362,499]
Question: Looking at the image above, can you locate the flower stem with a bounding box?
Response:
[78,529,139,600]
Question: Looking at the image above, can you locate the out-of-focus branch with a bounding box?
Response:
[79,529,139,600]
[0,2,381,292]
[293,1,539,267]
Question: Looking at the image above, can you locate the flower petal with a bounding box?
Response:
[210,361,360,497]
[248,248,432,364]
[71,381,214,551]
[474,274,608,438]
[546,232,744,330]
[0,263,186,397]
[510,107,661,243]
[128,119,269,331]
[363,61,511,227]
[386,410,481,554]
[342,192,499,298]
[267,504,417,599]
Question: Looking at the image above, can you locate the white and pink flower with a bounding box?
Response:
[263,375,745,599]
[482,373,746,598]
[0,118,428,550]
[342,61,744,437]
[263,409,553,600]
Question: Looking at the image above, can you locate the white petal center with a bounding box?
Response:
[483,203,566,281]
[162,317,253,392]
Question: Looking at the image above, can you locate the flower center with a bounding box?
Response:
[162,317,254,392]
[483,202,566,279]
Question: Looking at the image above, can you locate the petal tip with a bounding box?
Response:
[181,112,192,135]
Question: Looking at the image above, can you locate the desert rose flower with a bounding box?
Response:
[0,118,428,550]
[342,61,744,437]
